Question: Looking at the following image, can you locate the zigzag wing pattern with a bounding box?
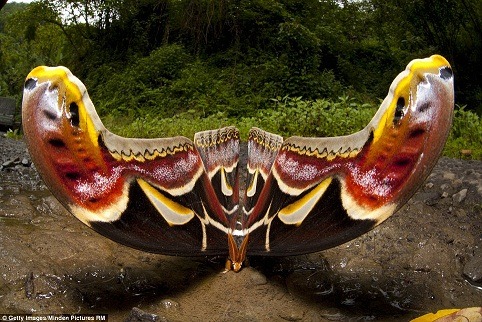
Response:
[194,127,240,228]
[243,128,283,218]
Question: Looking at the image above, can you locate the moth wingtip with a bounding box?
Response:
[26,65,73,80]
[429,54,451,67]
[407,54,452,78]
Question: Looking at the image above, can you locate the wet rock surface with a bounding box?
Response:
[0,135,481,321]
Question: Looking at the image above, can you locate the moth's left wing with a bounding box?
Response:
[244,55,454,255]
[22,66,232,256]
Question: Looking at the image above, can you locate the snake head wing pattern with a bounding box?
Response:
[22,66,236,256]
[242,55,454,256]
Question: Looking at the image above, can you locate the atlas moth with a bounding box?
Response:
[22,55,454,272]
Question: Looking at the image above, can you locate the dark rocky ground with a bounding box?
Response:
[0,135,481,321]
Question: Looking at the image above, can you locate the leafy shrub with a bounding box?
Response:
[103,110,235,139]
[92,50,269,119]
[92,44,192,117]
[105,95,376,140]
[244,95,375,138]
[90,43,348,122]
[444,105,482,159]
[4,128,22,139]
[103,98,482,160]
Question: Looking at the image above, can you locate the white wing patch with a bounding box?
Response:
[340,179,397,223]
[70,181,130,225]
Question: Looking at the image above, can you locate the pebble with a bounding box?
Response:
[1,156,31,170]
[463,249,482,284]
[443,172,456,180]
[2,158,17,167]
[452,189,468,204]
[279,309,305,321]
[420,192,440,206]
[247,269,267,286]
[453,179,463,187]
[125,307,162,322]
[160,298,179,310]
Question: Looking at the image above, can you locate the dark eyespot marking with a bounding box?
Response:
[409,128,425,139]
[48,138,66,148]
[69,102,80,127]
[394,97,405,124]
[440,67,453,80]
[393,157,411,168]
[24,78,37,90]
[417,102,430,113]
[65,172,81,180]
[43,110,57,121]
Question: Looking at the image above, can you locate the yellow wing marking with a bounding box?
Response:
[248,127,283,151]
[246,169,259,198]
[278,177,332,225]
[373,54,451,143]
[26,66,99,149]
[282,144,360,160]
[194,126,239,148]
[220,167,233,197]
[410,307,482,322]
[108,143,192,162]
[137,178,195,226]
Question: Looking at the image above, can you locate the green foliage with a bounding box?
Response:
[104,95,376,140]
[2,0,482,110]
[0,2,67,103]
[444,106,482,159]
[1,0,481,159]
[103,97,482,160]
[90,44,192,116]
[103,110,235,139]
[168,61,234,116]
[91,49,263,119]
[4,128,22,140]
[244,95,375,138]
